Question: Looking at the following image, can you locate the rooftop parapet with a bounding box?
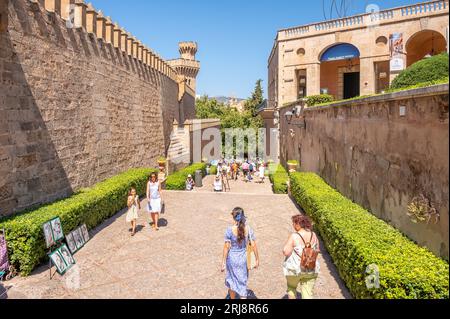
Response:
[39,0,179,81]
[278,0,449,41]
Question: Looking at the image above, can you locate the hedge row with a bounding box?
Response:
[165,163,207,190]
[0,168,156,276]
[306,94,334,106]
[290,172,449,299]
[269,164,289,194]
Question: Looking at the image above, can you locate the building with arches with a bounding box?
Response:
[267,0,449,109]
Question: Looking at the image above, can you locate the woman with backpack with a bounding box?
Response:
[282,214,320,299]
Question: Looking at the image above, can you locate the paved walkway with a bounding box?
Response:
[4,176,351,299]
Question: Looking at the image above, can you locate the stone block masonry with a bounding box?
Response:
[279,85,449,259]
[0,0,193,216]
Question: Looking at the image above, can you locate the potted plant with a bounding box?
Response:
[287,160,299,173]
[157,157,166,169]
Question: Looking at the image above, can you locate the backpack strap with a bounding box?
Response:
[294,232,314,248]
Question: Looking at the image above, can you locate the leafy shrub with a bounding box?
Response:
[0,168,156,276]
[306,94,334,107]
[209,165,218,176]
[391,53,449,90]
[165,163,207,190]
[387,76,449,93]
[269,164,289,194]
[290,172,449,299]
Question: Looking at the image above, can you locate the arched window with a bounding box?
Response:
[406,30,447,66]
[320,43,360,62]
[376,36,388,46]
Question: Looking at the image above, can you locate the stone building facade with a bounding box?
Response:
[278,85,449,259]
[268,0,449,109]
[0,0,201,216]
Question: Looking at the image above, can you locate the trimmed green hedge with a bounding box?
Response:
[290,172,449,299]
[269,164,289,194]
[0,168,156,276]
[165,163,207,190]
[391,53,449,90]
[306,94,334,106]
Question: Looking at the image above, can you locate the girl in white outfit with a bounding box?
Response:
[147,172,163,231]
[126,188,141,236]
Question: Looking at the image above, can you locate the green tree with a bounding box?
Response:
[195,80,265,158]
[244,79,264,117]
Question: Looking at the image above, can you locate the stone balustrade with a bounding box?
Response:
[280,0,449,40]
[28,0,178,80]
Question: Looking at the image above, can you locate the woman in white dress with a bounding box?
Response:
[258,163,266,183]
[126,188,141,236]
[147,173,163,231]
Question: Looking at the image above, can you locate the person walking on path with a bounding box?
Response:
[213,174,223,192]
[221,208,260,299]
[258,163,266,183]
[185,174,195,191]
[282,215,321,299]
[147,172,163,231]
[231,162,238,181]
[126,187,141,236]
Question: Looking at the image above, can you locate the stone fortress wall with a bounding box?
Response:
[0,0,196,216]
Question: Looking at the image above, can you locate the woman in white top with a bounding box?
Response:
[146,172,163,231]
[282,214,320,299]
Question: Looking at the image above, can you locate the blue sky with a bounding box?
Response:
[89,0,419,98]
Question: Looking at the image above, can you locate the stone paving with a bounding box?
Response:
[3,175,351,299]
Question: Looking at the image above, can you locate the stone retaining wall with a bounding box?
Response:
[279,85,449,259]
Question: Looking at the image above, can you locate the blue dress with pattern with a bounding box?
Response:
[224,226,256,297]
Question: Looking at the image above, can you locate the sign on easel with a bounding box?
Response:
[49,244,76,276]
[42,217,77,278]
[43,217,64,249]
[65,224,90,254]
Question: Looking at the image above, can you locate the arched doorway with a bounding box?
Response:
[406,30,447,67]
[319,43,361,100]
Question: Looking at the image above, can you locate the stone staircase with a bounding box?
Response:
[167,125,190,172]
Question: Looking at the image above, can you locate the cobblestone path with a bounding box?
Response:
[4,176,351,299]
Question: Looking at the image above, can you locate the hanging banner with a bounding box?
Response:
[390,33,405,72]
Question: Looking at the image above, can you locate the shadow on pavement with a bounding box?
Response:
[158,219,169,228]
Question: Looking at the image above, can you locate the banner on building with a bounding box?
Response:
[390,33,405,72]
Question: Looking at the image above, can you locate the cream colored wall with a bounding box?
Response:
[271,8,449,107]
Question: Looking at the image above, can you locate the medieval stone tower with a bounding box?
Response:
[168,42,200,91]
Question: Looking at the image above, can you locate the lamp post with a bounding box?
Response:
[284,100,307,128]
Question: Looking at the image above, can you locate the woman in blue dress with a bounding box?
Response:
[221,207,260,299]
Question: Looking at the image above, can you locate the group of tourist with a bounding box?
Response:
[125,171,321,299]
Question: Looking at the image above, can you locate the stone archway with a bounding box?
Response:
[319,43,361,100]
[406,30,447,67]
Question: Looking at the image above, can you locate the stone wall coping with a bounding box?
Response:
[279,83,449,111]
